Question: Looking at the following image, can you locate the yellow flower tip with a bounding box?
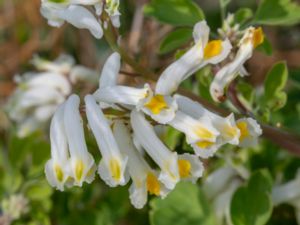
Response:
[196,140,214,149]
[178,159,191,178]
[204,40,223,59]
[54,164,64,182]
[146,173,160,196]
[75,160,85,181]
[86,164,96,178]
[252,27,264,48]
[109,158,122,182]
[236,121,249,141]
[224,125,239,138]
[194,126,214,140]
[144,95,168,115]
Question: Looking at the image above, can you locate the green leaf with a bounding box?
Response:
[162,126,183,150]
[237,81,254,104]
[254,0,300,25]
[150,182,215,225]
[263,61,288,111]
[234,8,253,24]
[144,0,204,26]
[25,180,53,201]
[159,28,193,54]
[230,170,273,225]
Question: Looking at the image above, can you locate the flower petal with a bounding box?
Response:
[85,94,127,187]
[130,110,179,189]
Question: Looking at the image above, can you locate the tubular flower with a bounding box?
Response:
[169,110,220,158]
[40,0,121,39]
[112,120,170,209]
[6,54,98,137]
[175,94,240,145]
[85,95,128,187]
[236,118,262,148]
[210,27,264,102]
[155,20,232,95]
[93,53,178,124]
[45,103,71,191]
[130,110,180,190]
[177,153,204,183]
[64,95,96,186]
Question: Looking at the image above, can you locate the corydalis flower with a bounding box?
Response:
[45,103,71,191]
[63,95,96,186]
[155,20,232,95]
[130,110,180,190]
[85,95,128,187]
[210,27,264,102]
[6,54,97,138]
[112,120,170,209]
[40,0,121,39]
[45,95,96,190]
[94,53,178,124]
[7,72,70,137]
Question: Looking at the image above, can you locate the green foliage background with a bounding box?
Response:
[1,0,300,225]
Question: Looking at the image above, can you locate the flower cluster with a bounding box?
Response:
[45,19,264,209]
[40,0,120,39]
[6,55,98,137]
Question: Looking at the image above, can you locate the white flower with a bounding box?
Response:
[175,94,240,146]
[272,170,300,225]
[112,120,170,209]
[155,20,232,95]
[203,167,241,225]
[63,94,96,186]
[41,4,103,39]
[9,86,65,122]
[31,54,75,74]
[45,103,71,191]
[168,110,220,158]
[177,153,204,183]
[21,72,71,96]
[40,0,122,39]
[236,117,262,147]
[130,110,180,190]
[210,27,264,102]
[69,65,99,84]
[85,94,128,187]
[94,57,177,124]
[272,170,300,206]
[99,52,121,89]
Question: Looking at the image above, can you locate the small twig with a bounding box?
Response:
[228,81,249,115]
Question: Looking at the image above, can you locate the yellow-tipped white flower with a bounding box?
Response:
[64,95,96,186]
[155,20,232,95]
[112,120,170,209]
[175,94,240,146]
[130,110,180,190]
[85,95,128,187]
[169,110,220,158]
[236,118,262,148]
[177,153,204,183]
[95,84,178,124]
[45,103,71,191]
[210,27,264,102]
